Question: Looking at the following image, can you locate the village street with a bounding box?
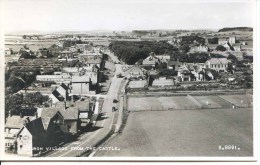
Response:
[46,57,124,157]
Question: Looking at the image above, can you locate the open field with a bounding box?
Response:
[96,108,253,157]
[219,95,252,107]
[127,96,200,111]
[127,94,252,111]
[5,41,56,52]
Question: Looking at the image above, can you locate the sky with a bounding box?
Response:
[0,0,255,33]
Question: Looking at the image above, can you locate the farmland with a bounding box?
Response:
[95,108,253,157]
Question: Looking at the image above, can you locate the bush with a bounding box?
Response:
[216,45,227,52]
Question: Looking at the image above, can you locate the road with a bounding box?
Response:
[45,64,123,157]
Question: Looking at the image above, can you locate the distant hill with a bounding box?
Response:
[218,27,253,32]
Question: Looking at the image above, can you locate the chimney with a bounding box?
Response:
[64,101,67,110]
[20,112,23,118]
[35,112,38,118]
[8,110,12,117]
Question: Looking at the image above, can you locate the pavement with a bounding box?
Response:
[45,55,124,157]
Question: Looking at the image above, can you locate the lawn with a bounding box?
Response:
[95,108,253,157]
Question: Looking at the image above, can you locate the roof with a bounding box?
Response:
[5,115,35,129]
[60,107,79,120]
[206,58,229,65]
[152,77,174,86]
[52,89,64,101]
[143,56,158,65]
[75,101,90,111]
[167,60,181,66]
[218,38,228,41]
[72,75,90,83]
[39,108,63,130]
[60,83,70,91]
[232,43,241,47]
[40,107,60,118]
[19,117,46,138]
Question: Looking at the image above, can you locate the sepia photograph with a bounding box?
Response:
[0,0,259,163]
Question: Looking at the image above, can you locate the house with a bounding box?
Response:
[207,44,218,51]
[142,55,158,69]
[77,101,93,128]
[186,63,205,81]
[5,48,13,55]
[152,77,174,87]
[123,66,147,79]
[218,38,228,45]
[38,107,65,145]
[189,45,208,53]
[155,54,171,62]
[229,36,236,45]
[37,48,51,58]
[49,83,70,105]
[76,44,92,52]
[5,114,36,152]
[205,58,229,72]
[59,51,75,59]
[177,64,191,81]
[232,43,241,51]
[36,74,71,85]
[218,36,236,45]
[71,75,95,95]
[167,59,182,70]
[16,117,46,156]
[59,107,80,135]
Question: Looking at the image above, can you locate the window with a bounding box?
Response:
[218,65,220,68]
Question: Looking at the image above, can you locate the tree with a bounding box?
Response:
[208,37,218,44]
[227,54,237,63]
[22,35,27,39]
[179,44,190,53]
[216,45,227,52]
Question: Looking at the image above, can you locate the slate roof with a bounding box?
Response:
[206,58,229,65]
[40,107,62,130]
[5,115,35,129]
[60,107,79,120]
[72,75,90,83]
[21,117,46,138]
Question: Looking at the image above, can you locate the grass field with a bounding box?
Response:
[95,108,253,157]
[219,95,252,107]
[127,94,252,111]
[6,41,56,52]
[127,96,200,111]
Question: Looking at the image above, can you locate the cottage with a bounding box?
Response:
[123,66,147,79]
[59,107,80,134]
[232,43,241,51]
[16,118,46,156]
[218,38,228,45]
[205,58,229,72]
[5,113,36,152]
[5,48,13,55]
[71,75,91,95]
[177,64,191,81]
[38,107,65,145]
[189,45,208,53]
[167,59,182,70]
[142,55,158,69]
[155,54,171,62]
[49,83,70,105]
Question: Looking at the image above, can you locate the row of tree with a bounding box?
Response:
[5,92,49,117]
[109,41,177,64]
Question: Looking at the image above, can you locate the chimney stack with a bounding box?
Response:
[8,110,12,118]
[20,112,23,118]
[64,101,67,110]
